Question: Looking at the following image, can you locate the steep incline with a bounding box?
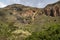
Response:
[0,1,60,40]
[0,1,60,24]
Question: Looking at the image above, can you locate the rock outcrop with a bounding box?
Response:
[0,1,60,24]
[44,1,60,17]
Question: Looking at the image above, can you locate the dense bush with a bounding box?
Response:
[25,24,60,40]
[0,21,18,40]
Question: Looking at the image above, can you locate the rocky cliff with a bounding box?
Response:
[44,1,60,17]
[4,1,60,17]
[0,1,60,24]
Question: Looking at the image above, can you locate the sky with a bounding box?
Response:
[0,0,59,8]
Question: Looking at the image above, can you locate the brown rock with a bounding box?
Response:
[44,1,60,17]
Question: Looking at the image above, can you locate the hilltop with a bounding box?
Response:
[0,1,60,40]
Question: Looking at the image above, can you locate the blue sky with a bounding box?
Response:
[0,0,59,8]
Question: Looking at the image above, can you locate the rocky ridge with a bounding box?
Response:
[0,1,60,24]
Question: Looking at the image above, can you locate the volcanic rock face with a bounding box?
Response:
[44,1,60,17]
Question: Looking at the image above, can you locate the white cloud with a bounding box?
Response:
[0,2,7,8]
[37,0,59,8]
[0,0,59,8]
[36,3,45,8]
[15,0,59,8]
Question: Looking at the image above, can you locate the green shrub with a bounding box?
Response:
[25,24,60,40]
[0,21,18,40]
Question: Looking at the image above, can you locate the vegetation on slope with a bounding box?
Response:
[25,24,60,40]
[0,1,60,40]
